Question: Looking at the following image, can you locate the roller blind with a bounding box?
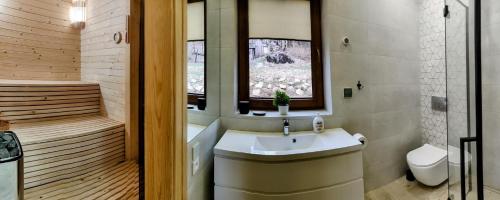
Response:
[187,2,205,41]
[249,0,311,40]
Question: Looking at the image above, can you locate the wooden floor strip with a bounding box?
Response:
[45,163,135,199]
[64,163,138,199]
[25,161,139,200]
[23,158,127,196]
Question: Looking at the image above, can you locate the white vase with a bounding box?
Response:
[278,105,289,115]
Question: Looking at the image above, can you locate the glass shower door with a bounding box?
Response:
[480,0,500,199]
[445,0,478,199]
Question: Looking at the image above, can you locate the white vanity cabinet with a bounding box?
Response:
[214,128,365,200]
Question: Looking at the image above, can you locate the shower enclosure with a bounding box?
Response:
[479,0,500,199]
[446,0,500,199]
[444,0,477,199]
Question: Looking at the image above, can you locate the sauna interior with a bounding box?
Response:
[0,0,139,199]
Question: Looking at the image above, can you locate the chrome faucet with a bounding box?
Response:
[283,119,290,136]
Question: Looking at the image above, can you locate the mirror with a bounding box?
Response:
[186,0,220,131]
[186,0,221,200]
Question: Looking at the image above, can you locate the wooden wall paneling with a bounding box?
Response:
[144,0,187,199]
[0,0,81,80]
[81,0,129,123]
[81,0,140,162]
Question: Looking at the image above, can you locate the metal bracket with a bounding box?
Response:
[444,5,450,18]
[460,137,477,200]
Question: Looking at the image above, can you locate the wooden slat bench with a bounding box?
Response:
[0,79,138,199]
[12,116,126,188]
[0,80,101,127]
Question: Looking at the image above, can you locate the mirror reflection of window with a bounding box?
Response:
[187,0,206,104]
[187,40,205,95]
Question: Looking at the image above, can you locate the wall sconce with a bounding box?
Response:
[70,0,86,28]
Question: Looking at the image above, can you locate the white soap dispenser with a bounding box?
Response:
[313,113,324,133]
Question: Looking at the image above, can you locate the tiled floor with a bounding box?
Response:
[365,177,447,200]
[366,177,500,200]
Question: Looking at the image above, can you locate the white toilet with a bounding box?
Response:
[407,144,448,186]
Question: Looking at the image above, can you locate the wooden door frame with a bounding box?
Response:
[143,0,188,199]
[127,0,141,161]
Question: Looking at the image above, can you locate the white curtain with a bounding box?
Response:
[187,2,205,41]
[249,0,311,40]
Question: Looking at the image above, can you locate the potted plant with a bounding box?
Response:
[273,90,290,115]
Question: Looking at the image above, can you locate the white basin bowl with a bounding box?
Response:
[214,128,363,161]
[252,134,324,153]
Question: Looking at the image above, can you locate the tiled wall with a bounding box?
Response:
[81,0,129,122]
[419,0,469,150]
[481,0,500,191]
[188,120,222,200]
[419,0,448,149]
[445,0,469,150]
[219,0,421,191]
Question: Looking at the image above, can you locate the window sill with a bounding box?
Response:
[187,105,206,113]
[187,123,207,143]
[234,110,332,119]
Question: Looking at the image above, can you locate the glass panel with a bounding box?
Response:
[187,41,205,95]
[445,0,476,199]
[187,1,206,97]
[248,39,312,98]
[481,0,500,199]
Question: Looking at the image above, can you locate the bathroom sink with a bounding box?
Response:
[214,128,364,161]
[252,134,324,153]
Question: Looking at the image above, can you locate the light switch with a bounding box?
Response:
[344,88,353,98]
[192,142,200,175]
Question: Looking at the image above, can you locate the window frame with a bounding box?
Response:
[187,0,207,105]
[237,0,324,110]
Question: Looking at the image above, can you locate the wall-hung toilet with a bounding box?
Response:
[407,144,448,186]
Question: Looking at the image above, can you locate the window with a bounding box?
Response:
[238,0,324,110]
[187,0,206,105]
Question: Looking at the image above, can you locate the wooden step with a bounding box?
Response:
[11,115,126,189]
[0,79,99,87]
[24,161,139,200]
[0,79,101,125]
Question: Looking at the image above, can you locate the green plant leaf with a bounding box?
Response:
[273,90,290,107]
